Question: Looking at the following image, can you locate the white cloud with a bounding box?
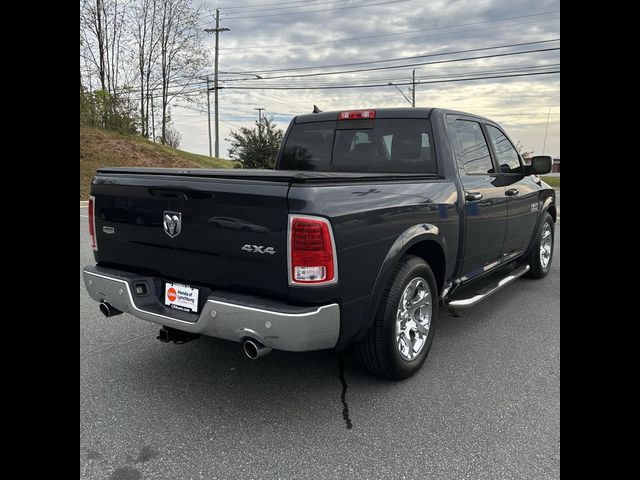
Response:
[175,0,559,158]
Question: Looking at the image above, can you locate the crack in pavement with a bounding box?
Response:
[338,355,353,430]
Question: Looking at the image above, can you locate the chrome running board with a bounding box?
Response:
[447,265,530,309]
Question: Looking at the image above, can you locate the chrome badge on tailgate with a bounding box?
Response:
[163,211,182,238]
[241,245,276,255]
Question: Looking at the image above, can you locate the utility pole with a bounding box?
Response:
[206,77,212,157]
[204,9,230,158]
[388,70,416,107]
[255,107,265,142]
[411,69,416,107]
[542,107,551,155]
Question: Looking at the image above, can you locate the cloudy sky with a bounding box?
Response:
[171,0,559,159]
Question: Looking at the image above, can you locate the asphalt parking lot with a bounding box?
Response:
[80,205,559,480]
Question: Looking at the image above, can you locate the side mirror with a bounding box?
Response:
[527,155,553,175]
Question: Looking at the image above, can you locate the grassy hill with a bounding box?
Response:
[80,127,234,200]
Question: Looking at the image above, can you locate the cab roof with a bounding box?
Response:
[293,107,494,124]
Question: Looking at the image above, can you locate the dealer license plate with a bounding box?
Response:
[164,282,199,313]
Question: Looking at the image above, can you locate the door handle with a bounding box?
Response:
[465,191,483,201]
[505,188,519,196]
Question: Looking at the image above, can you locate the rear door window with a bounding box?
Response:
[450,120,494,175]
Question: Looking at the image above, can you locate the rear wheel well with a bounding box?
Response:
[548,205,557,222]
[405,241,446,294]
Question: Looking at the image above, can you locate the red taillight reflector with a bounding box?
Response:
[88,196,97,251]
[289,216,336,284]
[338,110,375,120]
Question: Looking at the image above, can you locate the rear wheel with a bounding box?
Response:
[356,255,438,380]
[524,212,554,279]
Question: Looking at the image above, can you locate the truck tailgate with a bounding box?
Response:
[92,173,290,297]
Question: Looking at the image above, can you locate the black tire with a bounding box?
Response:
[524,212,554,279]
[356,255,438,380]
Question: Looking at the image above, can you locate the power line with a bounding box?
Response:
[164,62,561,92]
[221,70,559,90]
[276,63,560,86]
[220,11,559,51]
[174,103,207,114]
[242,47,560,80]
[231,65,560,89]
[219,119,244,129]
[221,39,559,75]
[389,63,561,82]
[220,0,350,15]
[218,18,559,57]
[218,63,560,87]
[226,18,560,55]
[224,0,411,20]
[111,63,560,98]
[219,0,342,10]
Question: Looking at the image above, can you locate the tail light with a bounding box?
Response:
[338,110,375,120]
[288,215,337,285]
[88,196,97,251]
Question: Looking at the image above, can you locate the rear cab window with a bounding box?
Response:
[279,118,437,174]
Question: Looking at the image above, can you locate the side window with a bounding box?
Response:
[451,120,494,175]
[486,125,521,174]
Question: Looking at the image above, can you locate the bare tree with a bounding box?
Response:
[130,0,160,137]
[163,123,182,148]
[156,0,208,144]
[81,0,128,95]
[81,0,209,143]
[80,0,106,91]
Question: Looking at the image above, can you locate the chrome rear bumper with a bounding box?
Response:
[82,265,340,352]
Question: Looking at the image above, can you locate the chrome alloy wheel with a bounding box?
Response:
[395,277,432,361]
[540,222,553,268]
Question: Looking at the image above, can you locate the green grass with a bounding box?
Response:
[80,127,234,200]
[140,139,233,169]
[540,176,560,188]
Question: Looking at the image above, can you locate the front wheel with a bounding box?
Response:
[356,255,438,380]
[524,212,554,279]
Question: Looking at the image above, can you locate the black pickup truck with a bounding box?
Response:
[82,108,556,380]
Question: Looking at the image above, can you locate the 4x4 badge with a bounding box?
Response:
[163,211,182,238]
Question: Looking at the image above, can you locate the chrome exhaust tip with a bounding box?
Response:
[242,338,272,360]
[99,301,122,317]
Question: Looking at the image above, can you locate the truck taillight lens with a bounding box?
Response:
[289,216,337,285]
[88,196,97,251]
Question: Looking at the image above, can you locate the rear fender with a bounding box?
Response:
[355,224,447,341]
